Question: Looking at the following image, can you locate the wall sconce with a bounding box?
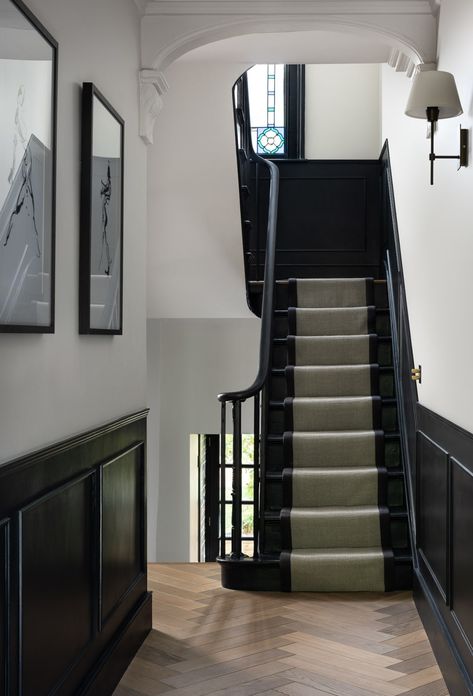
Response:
[405,70,468,185]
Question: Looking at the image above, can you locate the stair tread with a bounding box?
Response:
[267,431,400,442]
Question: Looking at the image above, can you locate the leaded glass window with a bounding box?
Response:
[247,64,286,156]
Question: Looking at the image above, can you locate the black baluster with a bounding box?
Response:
[231,401,242,559]
[220,401,226,558]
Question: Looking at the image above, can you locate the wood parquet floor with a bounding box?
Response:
[113,564,449,696]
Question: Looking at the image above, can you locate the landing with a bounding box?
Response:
[113,563,448,696]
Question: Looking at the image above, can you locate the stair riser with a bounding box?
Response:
[269,371,395,400]
[272,340,393,369]
[265,475,405,511]
[262,517,410,556]
[268,402,398,435]
[250,281,388,312]
[273,312,391,338]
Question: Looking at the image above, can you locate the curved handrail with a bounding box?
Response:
[218,154,279,403]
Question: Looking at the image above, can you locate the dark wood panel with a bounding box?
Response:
[451,458,473,649]
[255,160,382,280]
[0,410,150,696]
[0,520,8,696]
[19,472,95,696]
[415,404,473,695]
[417,432,449,599]
[275,177,367,251]
[101,444,145,627]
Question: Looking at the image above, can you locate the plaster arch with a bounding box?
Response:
[139,2,437,143]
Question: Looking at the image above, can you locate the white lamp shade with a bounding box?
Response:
[405,70,463,119]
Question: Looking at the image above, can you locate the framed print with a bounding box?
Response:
[0,0,57,332]
[79,83,124,335]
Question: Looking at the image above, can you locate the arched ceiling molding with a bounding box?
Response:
[138,0,438,143]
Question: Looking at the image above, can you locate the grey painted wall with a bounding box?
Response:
[147,317,260,562]
[0,0,147,464]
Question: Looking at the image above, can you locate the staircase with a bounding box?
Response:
[219,74,413,593]
[272,277,410,591]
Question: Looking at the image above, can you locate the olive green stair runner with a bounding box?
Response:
[280,277,393,592]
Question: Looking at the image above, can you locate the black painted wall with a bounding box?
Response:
[0,411,151,696]
[255,160,383,281]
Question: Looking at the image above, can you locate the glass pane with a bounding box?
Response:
[225,467,232,500]
[242,469,254,502]
[242,540,254,557]
[242,434,254,464]
[225,433,254,464]
[247,63,285,155]
[225,539,231,555]
[242,504,254,537]
[225,433,233,464]
[0,1,55,328]
[225,504,232,536]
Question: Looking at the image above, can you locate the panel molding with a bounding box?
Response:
[415,404,473,695]
[416,430,449,602]
[18,470,96,696]
[0,519,9,696]
[99,443,146,630]
[0,410,150,696]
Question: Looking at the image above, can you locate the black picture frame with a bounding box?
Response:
[0,0,58,333]
[79,83,124,335]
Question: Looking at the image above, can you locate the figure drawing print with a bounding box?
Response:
[4,143,41,258]
[8,85,28,185]
[99,160,112,276]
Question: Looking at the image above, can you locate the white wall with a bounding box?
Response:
[305,63,381,159]
[381,0,473,432]
[147,317,259,562]
[0,0,147,464]
[148,60,253,320]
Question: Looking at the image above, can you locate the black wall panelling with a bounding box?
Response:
[0,410,151,696]
[101,444,145,629]
[0,520,9,696]
[416,405,473,694]
[19,472,95,696]
[254,160,383,280]
[416,433,449,601]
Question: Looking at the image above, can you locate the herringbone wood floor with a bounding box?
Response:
[113,564,449,696]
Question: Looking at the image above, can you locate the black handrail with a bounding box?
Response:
[218,73,280,560]
[218,156,279,404]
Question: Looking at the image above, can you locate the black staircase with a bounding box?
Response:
[218,73,413,591]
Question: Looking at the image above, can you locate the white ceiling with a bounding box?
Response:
[177,28,392,64]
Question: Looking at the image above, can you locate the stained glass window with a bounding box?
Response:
[247,64,286,156]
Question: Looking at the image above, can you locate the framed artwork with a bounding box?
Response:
[0,0,57,332]
[79,83,124,335]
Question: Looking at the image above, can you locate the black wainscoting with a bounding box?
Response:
[1,520,8,696]
[415,406,473,696]
[254,160,383,280]
[0,410,151,696]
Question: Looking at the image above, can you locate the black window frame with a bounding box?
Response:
[247,63,305,160]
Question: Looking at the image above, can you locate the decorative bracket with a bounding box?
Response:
[139,69,169,145]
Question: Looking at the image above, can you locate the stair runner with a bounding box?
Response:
[280,278,393,592]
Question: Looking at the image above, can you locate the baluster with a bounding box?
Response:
[220,401,226,558]
[253,393,260,558]
[231,401,242,559]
